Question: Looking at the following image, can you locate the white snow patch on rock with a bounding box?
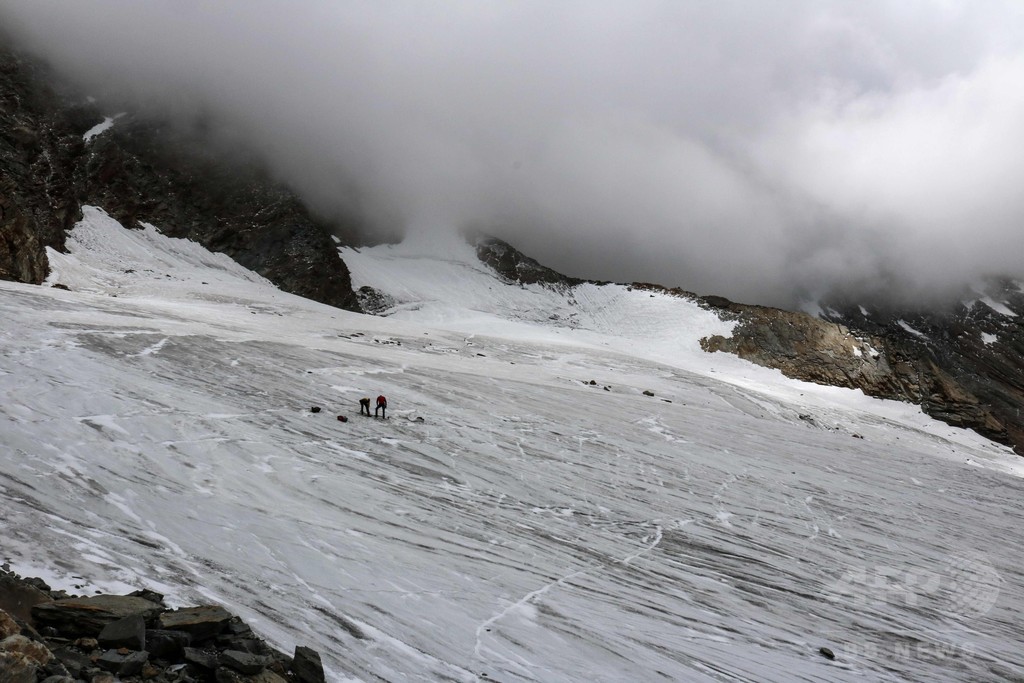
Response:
[897,319,928,339]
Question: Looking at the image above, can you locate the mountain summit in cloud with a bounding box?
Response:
[3,1,1023,307]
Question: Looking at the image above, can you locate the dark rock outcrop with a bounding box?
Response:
[0,49,83,283]
[0,567,333,683]
[820,284,1024,453]
[474,235,588,289]
[355,284,396,315]
[0,44,362,311]
[74,117,362,310]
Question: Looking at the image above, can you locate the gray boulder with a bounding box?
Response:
[292,645,325,683]
[98,614,145,650]
[159,605,232,642]
[31,595,162,637]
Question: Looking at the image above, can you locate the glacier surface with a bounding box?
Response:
[1,206,1022,681]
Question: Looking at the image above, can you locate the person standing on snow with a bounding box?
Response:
[359,397,371,416]
[375,395,388,418]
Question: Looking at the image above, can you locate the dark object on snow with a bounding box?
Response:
[643,390,655,397]
[819,647,835,660]
[310,406,321,413]
[376,395,387,419]
[359,397,371,416]
[337,415,348,422]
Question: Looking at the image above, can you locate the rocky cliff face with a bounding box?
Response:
[474,235,588,289]
[0,49,82,283]
[698,298,1011,448]
[0,46,362,311]
[820,282,1024,453]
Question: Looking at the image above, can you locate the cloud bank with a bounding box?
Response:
[3,1,1024,306]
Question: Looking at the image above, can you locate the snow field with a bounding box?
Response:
[0,207,1022,681]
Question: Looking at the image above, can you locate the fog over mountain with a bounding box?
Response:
[4,1,1024,307]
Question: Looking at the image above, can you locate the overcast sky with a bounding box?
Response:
[4,1,1024,306]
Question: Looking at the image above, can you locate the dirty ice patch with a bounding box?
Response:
[981,332,998,345]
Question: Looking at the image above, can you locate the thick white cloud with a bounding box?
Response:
[3,1,1023,305]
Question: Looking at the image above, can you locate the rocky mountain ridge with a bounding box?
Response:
[820,288,1024,451]
[468,237,1022,452]
[0,46,361,311]
[698,295,1015,449]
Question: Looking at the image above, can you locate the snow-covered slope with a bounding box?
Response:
[342,232,735,362]
[2,208,1023,682]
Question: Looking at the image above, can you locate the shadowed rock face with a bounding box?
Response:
[474,235,589,289]
[0,50,84,282]
[0,45,362,312]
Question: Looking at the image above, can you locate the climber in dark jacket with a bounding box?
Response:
[359,397,371,416]
[375,395,387,418]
